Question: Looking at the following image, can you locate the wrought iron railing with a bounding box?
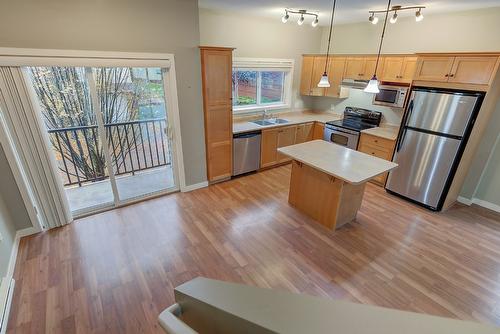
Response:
[47,118,170,187]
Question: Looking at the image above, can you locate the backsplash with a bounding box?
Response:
[311,89,404,126]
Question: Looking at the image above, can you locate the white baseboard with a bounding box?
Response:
[181,181,209,193]
[471,199,500,213]
[7,227,38,279]
[0,278,14,334]
[457,196,473,206]
[457,196,500,213]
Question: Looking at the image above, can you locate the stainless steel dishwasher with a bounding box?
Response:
[233,131,261,176]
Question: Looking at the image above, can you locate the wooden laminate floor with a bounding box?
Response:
[8,165,500,333]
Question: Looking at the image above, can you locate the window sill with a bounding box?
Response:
[232,104,290,115]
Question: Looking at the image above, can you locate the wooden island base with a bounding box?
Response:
[288,160,366,230]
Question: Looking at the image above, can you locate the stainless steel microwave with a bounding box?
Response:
[372,85,408,108]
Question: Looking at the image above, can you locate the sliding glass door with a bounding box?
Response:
[27,66,177,216]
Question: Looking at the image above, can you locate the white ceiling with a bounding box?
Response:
[198,0,500,25]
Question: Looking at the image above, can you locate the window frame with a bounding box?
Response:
[232,58,294,114]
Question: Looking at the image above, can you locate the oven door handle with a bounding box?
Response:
[329,128,357,136]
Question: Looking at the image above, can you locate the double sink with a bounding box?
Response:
[251,118,289,126]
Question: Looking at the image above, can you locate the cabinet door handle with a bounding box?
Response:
[445,74,449,77]
[449,74,455,77]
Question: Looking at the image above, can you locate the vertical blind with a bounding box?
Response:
[0,67,72,229]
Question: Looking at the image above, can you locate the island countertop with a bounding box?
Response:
[278,140,398,185]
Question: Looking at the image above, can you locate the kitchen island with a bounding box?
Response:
[278,140,398,230]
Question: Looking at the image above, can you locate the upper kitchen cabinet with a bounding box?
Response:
[325,57,347,98]
[300,55,326,96]
[343,57,381,80]
[381,56,417,83]
[413,56,456,82]
[310,56,328,96]
[414,55,499,85]
[200,46,234,183]
[448,56,499,85]
[300,55,315,95]
[300,55,348,98]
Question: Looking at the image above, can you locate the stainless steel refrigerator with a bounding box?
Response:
[386,87,484,211]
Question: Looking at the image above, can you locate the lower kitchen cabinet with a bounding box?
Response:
[261,125,299,168]
[312,122,325,140]
[277,126,298,163]
[358,133,396,186]
[260,122,325,169]
[261,129,279,168]
[295,122,314,144]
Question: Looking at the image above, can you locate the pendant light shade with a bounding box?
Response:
[364,75,380,93]
[364,0,391,93]
[317,72,331,88]
[317,0,337,88]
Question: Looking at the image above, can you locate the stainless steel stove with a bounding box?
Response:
[324,107,382,149]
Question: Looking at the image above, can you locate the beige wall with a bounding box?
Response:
[0,144,31,277]
[474,131,500,206]
[199,9,323,112]
[460,99,500,206]
[0,0,206,187]
[320,7,500,54]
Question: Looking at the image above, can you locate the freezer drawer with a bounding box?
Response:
[406,89,480,137]
[386,129,461,209]
[233,132,261,176]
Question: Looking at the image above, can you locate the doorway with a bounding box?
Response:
[26,65,178,216]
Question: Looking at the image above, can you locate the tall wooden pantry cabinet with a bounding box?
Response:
[199,46,235,183]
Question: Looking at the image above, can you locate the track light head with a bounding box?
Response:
[390,11,398,24]
[282,12,289,23]
[368,13,379,24]
[297,14,305,25]
[415,9,424,22]
[312,16,319,27]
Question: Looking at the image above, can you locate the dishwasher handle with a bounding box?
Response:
[233,131,262,139]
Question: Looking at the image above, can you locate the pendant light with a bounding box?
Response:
[364,0,392,94]
[317,0,337,88]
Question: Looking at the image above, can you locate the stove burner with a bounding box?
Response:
[326,107,382,132]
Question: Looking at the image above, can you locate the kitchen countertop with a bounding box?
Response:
[278,140,398,185]
[233,111,341,134]
[361,124,400,141]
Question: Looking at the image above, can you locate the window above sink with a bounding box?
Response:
[232,58,294,114]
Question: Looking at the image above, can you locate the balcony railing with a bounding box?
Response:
[47,118,170,187]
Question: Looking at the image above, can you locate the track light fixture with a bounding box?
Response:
[415,8,424,22]
[281,9,319,27]
[368,13,379,24]
[298,14,305,25]
[281,11,289,23]
[390,11,398,23]
[368,4,425,25]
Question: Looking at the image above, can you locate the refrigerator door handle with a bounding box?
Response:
[404,99,414,127]
[396,128,407,152]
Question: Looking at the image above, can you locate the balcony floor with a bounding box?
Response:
[65,166,175,214]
